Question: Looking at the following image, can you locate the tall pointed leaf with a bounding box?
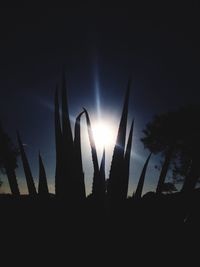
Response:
[83,108,104,199]
[122,119,134,200]
[156,145,174,194]
[74,111,86,199]
[17,132,37,196]
[107,80,131,201]
[115,79,131,152]
[61,71,73,147]
[134,153,152,200]
[92,148,106,199]
[100,149,106,183]
[54,87,63,195]
[99,148,106,196]
[5,167,20,197]
[38,152,49,196]
[60,71,75,199]
[83,108,99,174]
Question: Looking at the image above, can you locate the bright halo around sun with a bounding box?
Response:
[92,120,116,151]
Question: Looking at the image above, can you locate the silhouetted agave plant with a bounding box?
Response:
[134,153,152,200]
[107,80,131,202]
[17,132,37,196]
[54,75,135,202]
[38,152,49,196]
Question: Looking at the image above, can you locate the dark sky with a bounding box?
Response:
[0,6,200,194]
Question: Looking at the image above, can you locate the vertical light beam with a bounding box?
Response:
[94,58,101,120]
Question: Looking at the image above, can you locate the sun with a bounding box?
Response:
[92,120,116,151]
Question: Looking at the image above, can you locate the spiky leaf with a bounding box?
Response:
[83,108,99,174]
[134,153,152,200]
[92,148,106,200]
[54,87,63,195]
[74,111,86,199]
[107,80,131,202]
[38,153,49,196]
[60,71,75,199]
[17,132,37,196]
[122,119,134,200]
[61,71,73,148]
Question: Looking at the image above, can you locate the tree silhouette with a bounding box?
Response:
[141,110,180,194]
[141,105,200,194]
[179,106,200,194]
[0,123,20,196]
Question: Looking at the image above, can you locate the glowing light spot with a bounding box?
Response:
[92,120,116,151]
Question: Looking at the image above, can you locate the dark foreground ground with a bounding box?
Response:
[0,191,199,264]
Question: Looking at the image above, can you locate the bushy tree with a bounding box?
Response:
[141,105,200,194]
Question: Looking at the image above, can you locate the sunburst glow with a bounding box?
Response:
[92,120,116,151]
